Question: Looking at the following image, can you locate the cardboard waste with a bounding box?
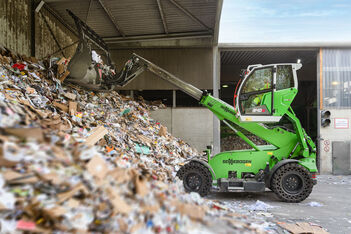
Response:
[0,45,312,233]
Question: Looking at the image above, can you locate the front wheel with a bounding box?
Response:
[179,162,212,197]
[271,163,313,202]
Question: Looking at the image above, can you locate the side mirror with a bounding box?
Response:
[207,145,213,150]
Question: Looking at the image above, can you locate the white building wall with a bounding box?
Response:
[319,109,351,173]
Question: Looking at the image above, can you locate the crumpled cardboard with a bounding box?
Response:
[86,155,108,180]
[278,222,329,234]
[53,101,68,112]
[85,126,108,146]
[3,127,44,142]
[173,200,205,220]
[3,171,38,184]
[68,101,77,115]
[109,168,130,184]
[106,188,131,215]
[133,173,148,197]
[158,125,167,137]
[58,183,88,203]
[64,92,76,100]
[43,206,67,219]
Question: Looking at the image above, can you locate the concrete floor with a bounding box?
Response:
[209,175,351,234]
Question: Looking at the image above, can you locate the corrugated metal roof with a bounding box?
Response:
[221,49,317,65]
[46,0,219,40]
[162,0,204,33]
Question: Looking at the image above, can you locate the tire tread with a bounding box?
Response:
[271,163,313,203]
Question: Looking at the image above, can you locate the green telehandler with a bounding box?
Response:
[130,55,317,203]
[64,10,317,203]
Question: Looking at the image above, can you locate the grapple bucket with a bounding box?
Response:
[65,10,144,91]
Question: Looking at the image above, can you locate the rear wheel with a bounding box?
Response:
[271,163,313,202]
[179,161,212,197]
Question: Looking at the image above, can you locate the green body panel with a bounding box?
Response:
[273,88,298,116]
[260,92,272,113]
[256,88,297,117]
[299,157,318,172]
[199,93,317,181]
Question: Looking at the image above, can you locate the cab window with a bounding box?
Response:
[242,67,272,94]
[276,65,294,90]
[240,67,273,115]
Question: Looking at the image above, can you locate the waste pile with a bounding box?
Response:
[0,45,273,233]
[221,135,268,151]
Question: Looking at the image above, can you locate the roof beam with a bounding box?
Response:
[103,31,211,43]
[42,3,78,37]
[156,0,168,34]
[168,0,212,32]
[97,0,125,37]
[213,0,223,45]
[39,11,65,57]
[219,42,351,50]
[85,0,93,23]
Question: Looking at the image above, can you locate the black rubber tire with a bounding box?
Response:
[179,161,212,197]
[271,163,313,203]
[176,166,185,180]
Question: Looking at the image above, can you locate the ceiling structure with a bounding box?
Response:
[219,43,323,84]
[219,42,351,65]
[220,48,318,66]
[43,0,223,48]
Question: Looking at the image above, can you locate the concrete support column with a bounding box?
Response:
[213,46,221,154]
[172,90,176,108]
[30,0,36,57]
[316,48,322,172]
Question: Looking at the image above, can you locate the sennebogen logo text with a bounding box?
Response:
[223,159,251,165]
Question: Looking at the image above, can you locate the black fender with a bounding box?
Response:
[265,159,299,187]
[178,158,216,180]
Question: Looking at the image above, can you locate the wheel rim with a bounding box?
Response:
[282,174,303,194]
[184,173,202,191]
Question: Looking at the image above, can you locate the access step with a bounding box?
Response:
[218,179,265,192]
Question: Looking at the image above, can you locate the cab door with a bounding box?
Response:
[238,66,274,119]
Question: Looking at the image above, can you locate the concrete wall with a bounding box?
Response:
[35,7,77,58]
[111,48,213,90]
[0,0,77,58]
[150,107,213,151]
[0,0,31,55]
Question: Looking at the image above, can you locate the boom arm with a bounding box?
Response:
[132,54,203,100]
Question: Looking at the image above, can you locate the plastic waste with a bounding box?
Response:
[248,200,274,211]
[307,201,323,207]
